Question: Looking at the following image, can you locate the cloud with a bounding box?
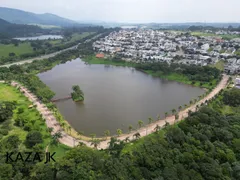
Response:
[1,0,240,23]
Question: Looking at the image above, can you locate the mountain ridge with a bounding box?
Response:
[0,7,79,27]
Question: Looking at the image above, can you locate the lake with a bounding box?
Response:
[14,35,63,41]
[38,58,205,136]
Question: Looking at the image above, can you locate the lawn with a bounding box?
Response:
[209,60,225,71]
[0,42,33,58]
[0,83,51,151]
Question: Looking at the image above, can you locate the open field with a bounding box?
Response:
[0,43,33,57]
[209,60,225,71]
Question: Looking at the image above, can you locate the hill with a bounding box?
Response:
[0,18,45,38]
[0,7,81,27]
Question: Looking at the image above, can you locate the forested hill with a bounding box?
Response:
[0,7,84,27]
[0,18,44,38]
[0,18,10,26]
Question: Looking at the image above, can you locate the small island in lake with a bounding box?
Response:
[71,85,84,102]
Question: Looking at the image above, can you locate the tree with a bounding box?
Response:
[175,113,179,121]
[148,117,153,124]
[184,104,188,108]
[178,106,182,111]
[0,101,16,122]
[165,112,168,118]
[157,114,160,120]
[77,142,86,147]
[90,133,96,140]
[124,137,130,142]
[138,120,144,128]
[172,109,176,115]
[71,85,84,101]
[104,130,110,139]
[154,124,161,132]
[51,131,62,145]
[25,131,43,148]
[133,132,141,139]
[90,139,100,149]
[9,52,16,57]
[127,125,133,134]
[48,127,53,133]
[116,129,122,137]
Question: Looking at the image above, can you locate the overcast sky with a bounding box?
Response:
[1,0,240,23]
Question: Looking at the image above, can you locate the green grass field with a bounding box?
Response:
[0,43,33,58]
[0,83,50,150]
[209,60,225,71]
[191,31,240,40]
[69,32,95,42]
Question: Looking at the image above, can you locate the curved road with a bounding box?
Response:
[10,74,229,149]
[0,45,79,68]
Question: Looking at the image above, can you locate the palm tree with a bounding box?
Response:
[175,113,179,121]
[165,112,168,118]
[178,106,182,112]
[154,124,160,132]
[194,99,197,103]
[90,133,96,140]
[77,142,86,147]
[171,109,176,115]
[133,132,141,139]
[91,139,100,149]
[116,129,122,137]
[104,130,110,139]
[184,104,188,108]
[124,137,130,143]
[51,131,63,145]
[188,110,192,116]
[48,127,53,133]
[148,117,153,124]
[157,114,160,120]
[128,125,133,133]
[138,120,144,128]
[196,104,199,111]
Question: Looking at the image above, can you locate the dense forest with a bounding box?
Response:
[0,84,240,179]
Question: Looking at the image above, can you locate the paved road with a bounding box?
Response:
[8,74,229,149]
[0,44,79,68]
[0,33,102,68]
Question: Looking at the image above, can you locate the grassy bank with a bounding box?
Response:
[82,55,218,89]
[0,83,70,156]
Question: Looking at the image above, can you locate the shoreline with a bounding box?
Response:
[4,74,229,149]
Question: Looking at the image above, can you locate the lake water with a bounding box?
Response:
[38,58,205,136]
[14,35,63,41]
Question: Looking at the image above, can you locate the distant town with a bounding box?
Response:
[93,29,240,74]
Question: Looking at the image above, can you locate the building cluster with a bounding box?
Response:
[93,29,240,74]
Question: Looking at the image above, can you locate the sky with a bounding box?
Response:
[1,0,240,23]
